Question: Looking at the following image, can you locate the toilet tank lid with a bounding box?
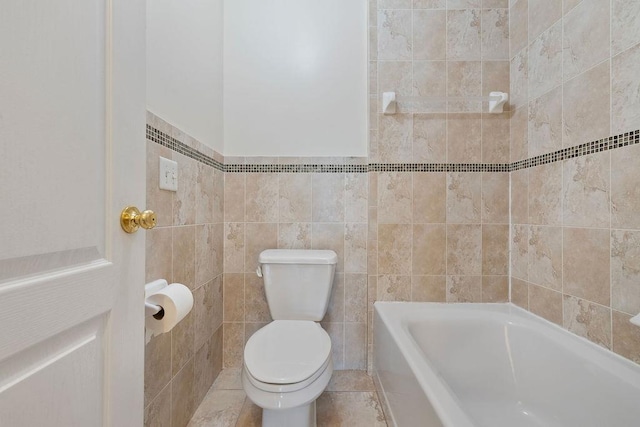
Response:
[258,249,337,265]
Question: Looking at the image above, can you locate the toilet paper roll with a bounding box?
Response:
[145,283,194,336]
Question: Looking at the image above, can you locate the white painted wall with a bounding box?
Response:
[147,0,224,153]
[224,0,368,157]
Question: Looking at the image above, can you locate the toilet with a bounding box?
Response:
[242,249,337,427]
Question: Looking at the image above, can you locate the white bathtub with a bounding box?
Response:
[373,302,640,427]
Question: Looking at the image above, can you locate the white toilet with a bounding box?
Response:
[242,249,337,427]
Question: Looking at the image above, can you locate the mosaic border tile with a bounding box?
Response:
[146,125,225,171]
[510,130,640,171]
[147,124,371,173]
[148,124,640,173]
[368,163,510,172]
[224,164,368,173]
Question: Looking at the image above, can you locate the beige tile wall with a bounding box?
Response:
[372,0,510,164]
[509,0,640,363]
[144,112,225,427]
[369,0,511,370]
[222,158,369,371]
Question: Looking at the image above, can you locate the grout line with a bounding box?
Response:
[560,0,565,328]
[609,0,614,350]
[508,165,512,303]
[526,0,530,312]
[507,0,512,304]
[550,2,564,330]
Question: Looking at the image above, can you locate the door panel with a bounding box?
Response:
[0,262,112,360]
[0,0,106,268]
[0,316,106,426]
[0,0,145,425]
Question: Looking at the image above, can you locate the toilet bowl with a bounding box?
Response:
[242,320,333,427]
[242,249,337,427]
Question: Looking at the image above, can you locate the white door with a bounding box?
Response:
[0,0,146,426]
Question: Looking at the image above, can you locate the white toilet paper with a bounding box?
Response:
[145,283,194,337]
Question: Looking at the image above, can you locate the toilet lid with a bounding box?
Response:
[244,320,332,384]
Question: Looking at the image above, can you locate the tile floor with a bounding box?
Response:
[187,369,388,427]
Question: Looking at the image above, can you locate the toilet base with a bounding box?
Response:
[262,401,316,427]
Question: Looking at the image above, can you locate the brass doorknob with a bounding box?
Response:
[120,206,157,233]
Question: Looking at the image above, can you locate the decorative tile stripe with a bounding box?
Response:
[368,163,510,172]
[146,125,225,171]
[510,129,640,171]
[225,164,368,173]
[148,124,640,173]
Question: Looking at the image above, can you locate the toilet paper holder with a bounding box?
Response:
[145,279,168,319]
[145,302,164,319]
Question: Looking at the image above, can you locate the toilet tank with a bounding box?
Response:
[258,249,337,321]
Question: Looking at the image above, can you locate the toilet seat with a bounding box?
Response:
[244,320,332,390]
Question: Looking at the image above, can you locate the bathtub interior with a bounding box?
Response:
[375,303,640,427]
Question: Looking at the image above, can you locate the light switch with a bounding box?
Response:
[159,156,178,192]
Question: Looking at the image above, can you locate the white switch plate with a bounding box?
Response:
[159,156,178,192]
